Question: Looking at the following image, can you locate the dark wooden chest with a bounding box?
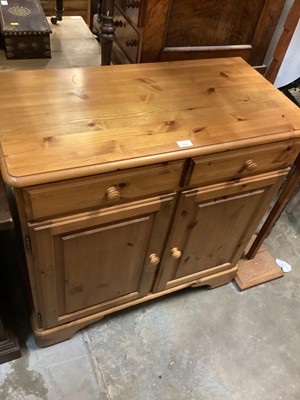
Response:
[0,0,51,59]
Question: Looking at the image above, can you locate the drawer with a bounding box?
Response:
[23,161,183,220]
[114,5,140,63]
[114,0,141,26]
[187,142,299,187]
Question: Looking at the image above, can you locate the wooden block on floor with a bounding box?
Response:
[235,245,284,290]
[0,16,101,72]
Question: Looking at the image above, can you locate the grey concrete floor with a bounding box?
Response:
[0,202,299,400]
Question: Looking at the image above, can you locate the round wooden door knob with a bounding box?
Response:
[171,247,182,259]
[149,253,160,265]
[244,159,258,171]
[106,186,121,201]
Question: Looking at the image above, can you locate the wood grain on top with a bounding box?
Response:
[0,57,300,187]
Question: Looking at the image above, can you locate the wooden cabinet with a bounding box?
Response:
[1,58,300,346]
[113,0,285,69]
[14,151,293,346]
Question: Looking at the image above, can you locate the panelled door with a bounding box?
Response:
[28,194,175,329]
[153,171,288,292]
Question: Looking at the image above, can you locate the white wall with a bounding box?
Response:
[275,19,300,87]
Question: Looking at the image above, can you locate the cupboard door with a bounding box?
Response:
[141,0,285,67]
[154,171,288,292]
[28,194,175,329]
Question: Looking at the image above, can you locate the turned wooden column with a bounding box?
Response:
[99,0,115,65]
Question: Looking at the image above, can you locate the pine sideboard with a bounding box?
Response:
[0,58,300,347]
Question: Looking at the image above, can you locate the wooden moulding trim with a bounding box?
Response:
[165,262,232,289]
[56,260,234,325]
[191,264,239,288]
[32,264,238,345]
[163,45,253,52]
[1,134,300,188]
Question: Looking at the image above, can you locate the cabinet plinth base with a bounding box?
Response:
[32,265,238,347]
[191,264,239,289]
[32,315,105,348]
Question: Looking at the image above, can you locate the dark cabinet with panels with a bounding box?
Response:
[113,0,285,69]
[113,0,144,63]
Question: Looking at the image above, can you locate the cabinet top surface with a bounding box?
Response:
[1,57,300,187]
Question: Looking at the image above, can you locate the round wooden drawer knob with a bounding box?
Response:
[106,186,121,201]
[171,247,182,259]
[149,253,160,265]
[244,159,258,171]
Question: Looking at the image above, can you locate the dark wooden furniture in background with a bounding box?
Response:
[43,0,287,68]
[50,0,64,24]
[99,0,115,65]
[0,179,21,364]
[112,0,285,69]
[41,0,90,23]
[0,0,52,60]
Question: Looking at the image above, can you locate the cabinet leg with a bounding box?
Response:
[191,264,238,289]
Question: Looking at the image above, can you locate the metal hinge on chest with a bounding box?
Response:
[24,235,32,253]
[36,313,43,329]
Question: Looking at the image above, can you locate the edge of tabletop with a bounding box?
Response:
[1,132,300,188]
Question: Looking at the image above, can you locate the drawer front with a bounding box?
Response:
[114,5,140,63]
[188,142,299,187]
[23,161,183,220]
[114,0,140,26]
